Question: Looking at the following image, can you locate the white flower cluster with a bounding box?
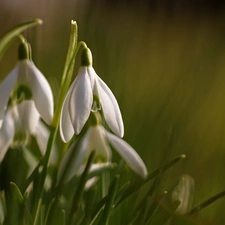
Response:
[0,42,147,179]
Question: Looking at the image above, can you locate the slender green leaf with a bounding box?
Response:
[99,175,120,225]
[187,190,225,216]
[115,154,186,207]
[68,151,96,225]
[10,182,24,204]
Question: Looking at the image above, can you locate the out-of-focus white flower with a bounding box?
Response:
[0,100,53,162]
[0,43,54,128]
[0,107,15,162]
[172,174,195,214]
[59,124,147,180]
[60,47,124,142]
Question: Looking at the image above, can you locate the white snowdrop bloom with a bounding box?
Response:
[59,124,148,180]
[60,47,124,142]
[0,100,53,162]
[0,42,54,128]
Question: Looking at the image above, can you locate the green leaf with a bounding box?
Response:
[115,154,186,207]
[0,192,6,224]
[52,20,78,127]
[69,151,96,225]
[148,205,210,225]
[0,18,42,60]
[187,189,225,216]
[99,175,120,225]
[10,182,24,204]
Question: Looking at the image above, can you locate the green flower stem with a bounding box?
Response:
[31,22,83,217]
[68,151,96,225]
[82,187,97,225]
[31,126,57,219]
[60,20,78,88]
[51,21,77,128]
[0,19,42,60]
[23,21,78,199]
[17,34,26,43]
[51,40,87,128]
[99,175,120,225]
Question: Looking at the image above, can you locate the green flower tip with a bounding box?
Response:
[180,154,186,159]
[18,42,29,60]
[81,47,92,67]
[88,111,102,126]
[16,85,33,101]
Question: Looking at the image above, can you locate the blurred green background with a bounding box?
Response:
[1,1,225,224]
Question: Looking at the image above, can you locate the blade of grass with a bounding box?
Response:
[187,190,225,216]
[68,151,96,225]
[115,154,186,207]
[98,175,120,225]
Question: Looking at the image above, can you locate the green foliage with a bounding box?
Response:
[0,18,225,225]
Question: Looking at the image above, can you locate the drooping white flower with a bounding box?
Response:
[60,47,124,142]
[59,123,148,180]
[0,100,53,162]
[0,42,54,127]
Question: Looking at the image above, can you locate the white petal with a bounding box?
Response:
[35,120,58,164]
[88,126,111,161]
[106,131,147,178]
[22,148,39,176]
[90,68,124,137]
[25,61,54,125]
[16,100,40,134]
[69,67,93,135]
[85,177,99,190]
[0,110,15,162]
[0,65,18,127]
[60,80,75,142]
[34,120,50,155]
[57,132,89,183]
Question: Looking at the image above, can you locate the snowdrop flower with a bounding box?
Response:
[0,41,54,128]
[0,100,53,162]
[59,112,147,180]
[60,47,124,142]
